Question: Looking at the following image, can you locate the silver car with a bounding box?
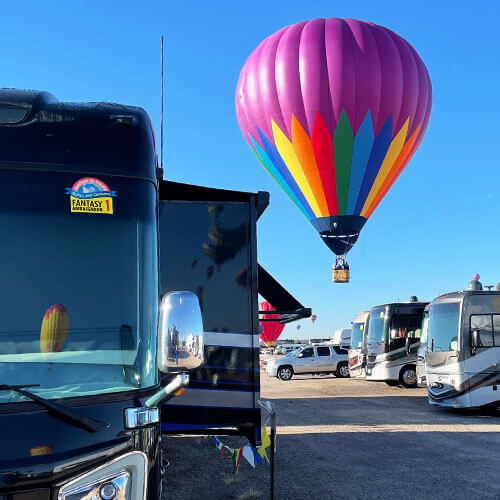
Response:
[265,344,349,381]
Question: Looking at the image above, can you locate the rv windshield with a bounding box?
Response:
[350,323,365,349]
[0,170,158,403]
[428,302,460,352]
[421,313,429,345]
[368,307,387,343]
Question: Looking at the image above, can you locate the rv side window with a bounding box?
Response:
[494,316,500,342]
[470,315,494,347]
[317,347,331,356]
[389,315,422,339]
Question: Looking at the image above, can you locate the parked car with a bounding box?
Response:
[265,344,349,380]
[275,344,302,355]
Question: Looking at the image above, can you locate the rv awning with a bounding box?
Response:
[258,264,311,324]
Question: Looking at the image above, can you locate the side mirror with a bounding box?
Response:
[158,291,204,373]
[405,337,411,355]
[471,329,480,348]
[297,353,304,358]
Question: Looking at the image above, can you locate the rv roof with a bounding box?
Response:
[371,301,429,310]
[433,290,500,302]
[352,310,370,323]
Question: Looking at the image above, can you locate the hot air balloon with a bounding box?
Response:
[40,304,69,353]
[310,314,317,323]
[236,18,432,281]
[296,324,301,330]
[259,301,284,346]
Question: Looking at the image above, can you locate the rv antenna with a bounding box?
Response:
[160,35,164,175]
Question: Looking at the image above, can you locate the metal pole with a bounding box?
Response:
[270,409,276,500]
[160,35,164,172]
[258,400,277,500]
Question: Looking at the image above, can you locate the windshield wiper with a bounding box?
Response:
[0,384,108,433]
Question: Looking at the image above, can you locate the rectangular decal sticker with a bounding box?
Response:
[66,177,117,214]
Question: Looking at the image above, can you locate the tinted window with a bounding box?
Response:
[368,307,386,343]
[420,312,429,344]
[0,172,159,401]
[494,316,500,337]
[317,347,331,356]
[0,107,29,124]
[470,314,499,347]
[428,302,460,352]
[390,312,423,339]
[301,347,314,358]
[160,201,252,333]
[350,322,365,349]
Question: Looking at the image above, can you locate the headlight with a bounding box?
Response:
[58,451,147,500]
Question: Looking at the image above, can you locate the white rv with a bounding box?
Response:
[348,311,370,378]
[416,305,430,387]
[330,328,352,348]
[426,290,500,408]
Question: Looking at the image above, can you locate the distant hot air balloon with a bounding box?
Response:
[236,18,432,280]
[310,315,317,323]
[296,324,301,330]
[259,301,284,346]
[40,304,69,353]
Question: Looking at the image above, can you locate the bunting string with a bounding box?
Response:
[205,426,272,473]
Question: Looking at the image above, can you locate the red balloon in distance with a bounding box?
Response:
[260,301,285,346]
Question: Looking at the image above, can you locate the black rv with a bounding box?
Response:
[365,298,428,388]
[0,89,309,498]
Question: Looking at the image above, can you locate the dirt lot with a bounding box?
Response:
[162,369,500,500]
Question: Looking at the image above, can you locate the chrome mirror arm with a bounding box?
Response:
[144,373,190,408]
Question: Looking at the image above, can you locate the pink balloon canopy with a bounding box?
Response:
[236,18,432,257]
[260,301,285,345]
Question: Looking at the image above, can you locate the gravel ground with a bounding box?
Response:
[161,367,500,500]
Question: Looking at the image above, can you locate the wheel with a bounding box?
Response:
[385,380,399,386]
[399,365,417,388]
[335,362,350,378]
[277,365,293,381]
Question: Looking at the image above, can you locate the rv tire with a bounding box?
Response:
[399,365,417,388]
[277,366,293,381]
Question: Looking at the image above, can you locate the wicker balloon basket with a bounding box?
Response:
[332,268,350,283]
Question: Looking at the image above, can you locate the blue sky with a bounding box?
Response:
[2,1,499,339]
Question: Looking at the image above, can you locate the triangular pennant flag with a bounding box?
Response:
[232,449,238,472]
[219,445,226,459]
[261,427,271,449]
[242,445,255,468]
[257,446,269,463]
[212,436,219,447]
[251,445,263,466]
[235,448,243,473]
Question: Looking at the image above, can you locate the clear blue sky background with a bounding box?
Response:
[2,1,499,339]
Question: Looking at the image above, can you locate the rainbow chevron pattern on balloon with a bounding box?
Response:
[235,18,432,227]
[248,109,422,220]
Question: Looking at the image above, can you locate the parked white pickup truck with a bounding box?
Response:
[265,344,349,380]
